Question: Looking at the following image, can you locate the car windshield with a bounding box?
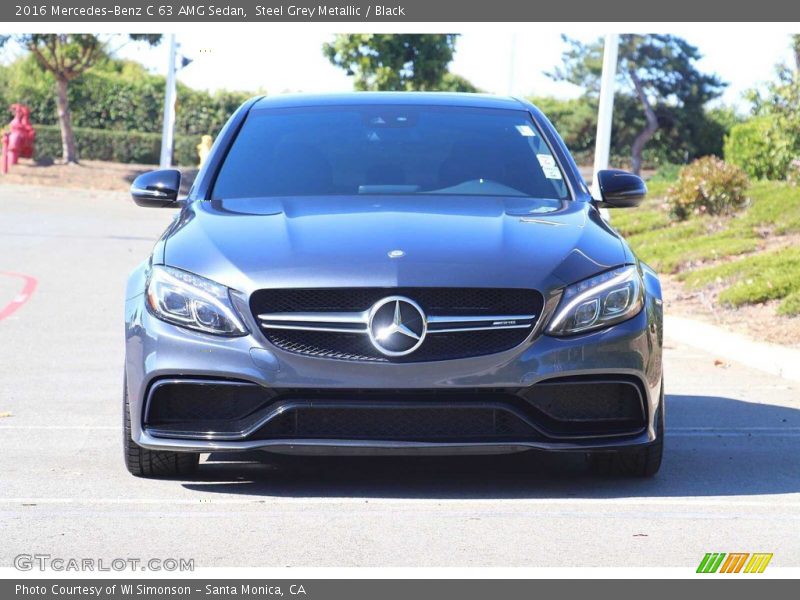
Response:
[212,105,570,200]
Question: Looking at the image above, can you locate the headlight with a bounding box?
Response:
[546,265,644,336]
[146,265,247,336]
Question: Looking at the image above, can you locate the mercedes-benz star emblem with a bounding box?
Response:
[367,296,427,357]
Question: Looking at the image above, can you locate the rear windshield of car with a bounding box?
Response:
[212,105,570,200]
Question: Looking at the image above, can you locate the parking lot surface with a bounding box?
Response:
[1,184,798,568]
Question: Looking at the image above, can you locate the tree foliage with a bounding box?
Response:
[549,34,726,174]
[530,94,736,169]
[735,36,800,180]
[323,34,476,92]
[0,54,252,164]
[724,116,794,180]
[1,34,161,163]
[439,72,481,93]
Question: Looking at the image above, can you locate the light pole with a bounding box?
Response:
[592,34,619,219]
[507,33,517,96]
[159,34,178,169]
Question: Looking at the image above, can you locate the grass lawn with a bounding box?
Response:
[610,180,800,316]
[680,247,800,315]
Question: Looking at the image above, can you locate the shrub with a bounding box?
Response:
[724,116,794,180]
[779,290,800,316]
[33,125,201,166]
[788,159,800,187]
[665,156,749,220]
[0,55,252,138]
[173,135,202,167]
[649,162,682,183]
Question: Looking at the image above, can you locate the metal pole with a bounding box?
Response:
[160,34,177,169]
[1,133,8,175]
[592,33,619,215]
[507,33,517,96]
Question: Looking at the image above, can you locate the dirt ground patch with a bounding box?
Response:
[662,275,800,348]
[0,158,197,194]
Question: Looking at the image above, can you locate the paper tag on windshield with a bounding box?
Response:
[537,154,562,179]
[542,166,562,179]
[537,154,555,168]
[516,125,536,137]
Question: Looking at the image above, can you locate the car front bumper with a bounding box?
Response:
[125,292,663,455]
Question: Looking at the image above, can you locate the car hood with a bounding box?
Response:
[162,195,627,295]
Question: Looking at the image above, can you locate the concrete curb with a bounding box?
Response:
[665,315,800,382]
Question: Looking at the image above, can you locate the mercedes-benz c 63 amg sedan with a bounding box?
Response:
[124,93,664,478]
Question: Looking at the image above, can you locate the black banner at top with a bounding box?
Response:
[3,0,799,22]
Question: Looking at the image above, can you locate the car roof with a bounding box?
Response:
[252,92,528,111]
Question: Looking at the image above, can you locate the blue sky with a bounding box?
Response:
[8,30,798,110]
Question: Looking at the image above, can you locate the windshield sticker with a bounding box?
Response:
[536,154,562,179]
[542,166,563,180]
[537,154,555,168]
[516,125,536,137]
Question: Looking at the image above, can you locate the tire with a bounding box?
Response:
[588,381,664,478]
[123,378,199,478]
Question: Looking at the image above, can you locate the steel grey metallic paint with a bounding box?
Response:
[124,92,663,455]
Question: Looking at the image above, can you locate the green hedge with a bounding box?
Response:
[724,116,795,180]
[0,55,252,138]
[34,125,200,166]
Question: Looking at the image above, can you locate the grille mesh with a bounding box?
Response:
[523,381,643,421]
[251,287,539,315]
[251,287,543,362]
[146,381,271,424]
[255,405,538,441]
[518,378,646,435]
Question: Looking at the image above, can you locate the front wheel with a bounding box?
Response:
[123,378,199,477]
[588,382,664,478]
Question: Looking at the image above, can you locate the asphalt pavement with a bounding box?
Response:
[1,183,798,568]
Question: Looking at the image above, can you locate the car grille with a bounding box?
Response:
[250,287,544,362]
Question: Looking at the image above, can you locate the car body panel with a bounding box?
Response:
[162,195,627,295]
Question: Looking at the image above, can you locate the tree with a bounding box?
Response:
[0,34,160,163]
[792,34,800,74]
[549,34,725,174]
[323,34,475,92]
[439,72,482,93]
[740,37,800,179]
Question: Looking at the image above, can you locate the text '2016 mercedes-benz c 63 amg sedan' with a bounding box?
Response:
[124,92,664,478]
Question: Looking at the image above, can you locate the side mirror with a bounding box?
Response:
[130,169,181,208]
[596,169,647,208]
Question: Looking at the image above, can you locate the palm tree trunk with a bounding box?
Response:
[629,69,658,176]
[54,76,78,164]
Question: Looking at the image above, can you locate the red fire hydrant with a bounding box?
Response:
[2,104,36,174]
